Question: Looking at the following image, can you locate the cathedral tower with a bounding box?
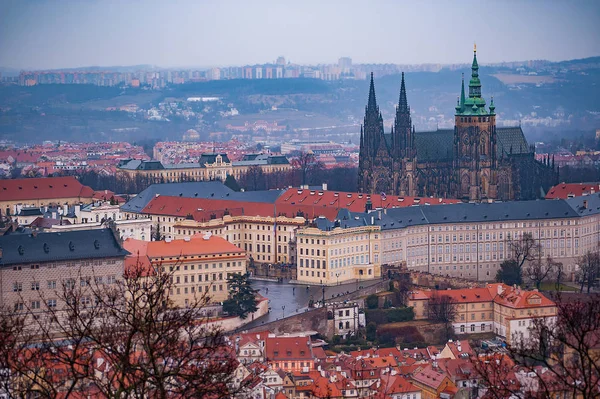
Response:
[393,72,417,196]
[454,45,497,200]
[358,73,394,194]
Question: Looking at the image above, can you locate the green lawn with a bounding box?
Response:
[538,282,579,292]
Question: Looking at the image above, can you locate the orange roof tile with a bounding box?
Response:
[276,187,460,213]
[144,234,244,259]
[411,365,452,390]
[0,176,97,202]
[487,283,556,309]
[546,182,600,199]
[265,336,313,363]
[143,195,339,221]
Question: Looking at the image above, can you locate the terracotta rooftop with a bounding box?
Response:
[265,336,313,362]
[0,176,95,202]
[142,195,339,221]
[125,234,244,260]
[411,366,450,390]
[488,283,556,309]
[546,182,600,199]
[276,187,459,213]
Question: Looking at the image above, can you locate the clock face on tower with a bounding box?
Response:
[463,135,469,145]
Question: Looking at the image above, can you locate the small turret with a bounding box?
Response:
[489,96,495,115]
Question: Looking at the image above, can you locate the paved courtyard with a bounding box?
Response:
[243,279,382,329]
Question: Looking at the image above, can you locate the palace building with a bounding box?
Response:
[358,47,558,201]
[117,153,291,184]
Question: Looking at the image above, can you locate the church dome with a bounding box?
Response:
[183,129,200,141]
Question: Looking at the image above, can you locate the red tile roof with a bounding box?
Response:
[443,340,474,359]
[0,176,98,202]
[410,287,493,303]
[142,195,339,221]
[411,365,451,390]
[546,182,600,199]
[487,283,556,310]
[377,375,420,397]
[276,188,460,213]
[125,234,244,260]
[265,336,313,362]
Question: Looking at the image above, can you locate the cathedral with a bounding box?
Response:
[358,47,558,201]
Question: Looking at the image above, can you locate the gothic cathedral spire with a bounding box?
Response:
[394,72,413,158]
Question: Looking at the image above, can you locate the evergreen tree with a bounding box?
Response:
[222,273,258,319]
[153,221,163,241]
[496,259,523,286]
[224,174,241,192]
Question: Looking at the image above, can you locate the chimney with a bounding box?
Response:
[322,183,327,191]
[497,285,503,295]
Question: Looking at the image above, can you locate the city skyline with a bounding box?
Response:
[1,0,599,70]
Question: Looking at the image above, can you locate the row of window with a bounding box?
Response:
[164,261,243,272]
[12,276,117,292]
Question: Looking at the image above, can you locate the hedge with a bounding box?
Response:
[365,307,414,324]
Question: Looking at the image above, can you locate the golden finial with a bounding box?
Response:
[474,42,477,53]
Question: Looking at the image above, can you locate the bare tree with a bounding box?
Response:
[507,232,541,271]
[239,165,266,191]
[472,293,600,399]
[427,292,458,341]
[292,151,324,186]
[525,255,559,290]
[0,260,249,399]
[577,251,600,293]
[554,260,565,292]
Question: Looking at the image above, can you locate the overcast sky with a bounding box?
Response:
[1,0,599,70]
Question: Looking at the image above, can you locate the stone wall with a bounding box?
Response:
[409,271,484,290]
[203,297,269,332]
[324,280,389,307]
[249,263,297,280]
[241,307,332,338]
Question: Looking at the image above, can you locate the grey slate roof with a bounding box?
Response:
[233,154,290,166]
[18,208,43,217]
[0,228,129,266]
[199,153,230,164]
[314,197,585,232]
[413,127,531,162]
[497,127,530,156]
[120,182,285,213]
[414,129,454,162]
[117,159,164,170]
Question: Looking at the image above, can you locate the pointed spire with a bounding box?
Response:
[460,73,466,106]
[489,96,495,114]
[472,43,479,74]
[360,125,364,147]
[398,72,408,112]
[367,72,377,111]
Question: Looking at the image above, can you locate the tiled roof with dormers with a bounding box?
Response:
[0,228,128,266]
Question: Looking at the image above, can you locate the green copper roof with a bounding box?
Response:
[456,47,492,116]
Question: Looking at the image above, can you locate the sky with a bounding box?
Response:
[1,0,599,70]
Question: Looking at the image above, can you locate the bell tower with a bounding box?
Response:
[454,45,497,201]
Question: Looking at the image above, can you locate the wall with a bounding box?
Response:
[203,297,269,332]
[410,271,483,290]
[242,307,332,337]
